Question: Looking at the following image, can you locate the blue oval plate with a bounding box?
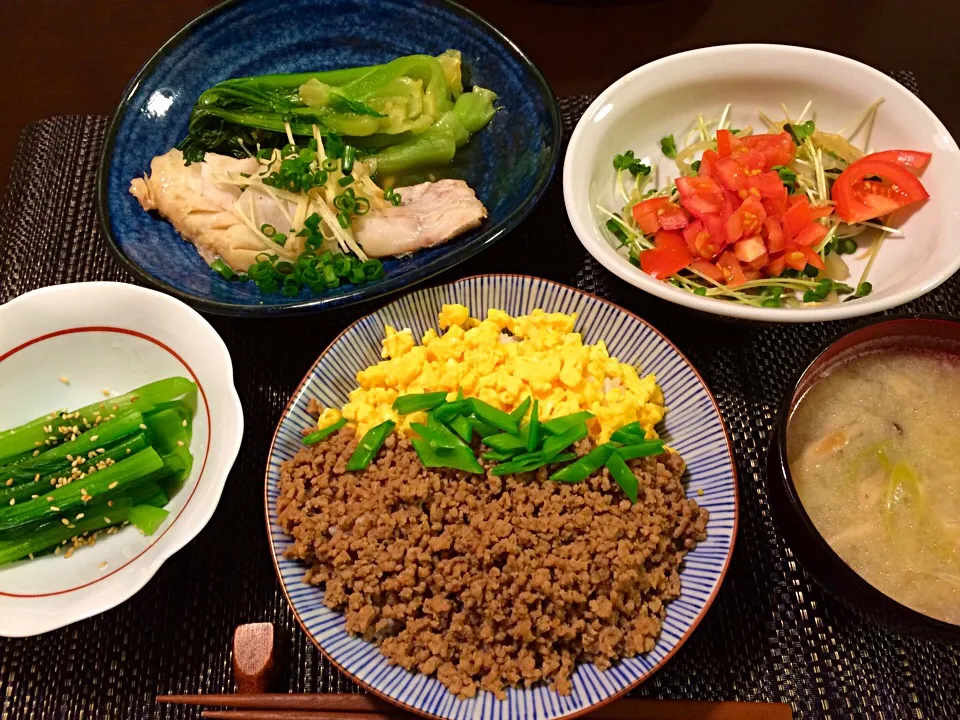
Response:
[97,0,559,316]
[265,275,739,719]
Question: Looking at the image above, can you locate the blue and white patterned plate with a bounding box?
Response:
[265,275,738,719]
[97,0,559,317]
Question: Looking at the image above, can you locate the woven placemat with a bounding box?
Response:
[1,81,959,720]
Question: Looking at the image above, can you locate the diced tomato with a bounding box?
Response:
[764,255,788,277]
[639,247,691,280]
[631,196,670,235]
[699,149,719,178]
[716,157,748,192]
[781,196,813,239]
[738,132,796,169]
[809,204,834,220]
[748,171,788,200]
[716,251,747,287]
[717,129,733,158]
[743,267,762,282]
[721,189,739,219]
[763,195,788,221]
[677,176,725,217]
[792,243,826,270]
[734,236,767,264]
[682,221,703,253]
[727,195,766,242]
[764,218,784,254]
[868,149,931,174]
[781,249,808,272]
[690,259,724,282]
[726,212,743,243]
[658,203,690,230]
[654,230,692,256]
[832,155,930,224]
[692,214,726,260]
[793,223,829,247]
[734,149,766,172]
[748,253,770,270]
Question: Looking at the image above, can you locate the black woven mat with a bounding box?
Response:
[2,82,959,720]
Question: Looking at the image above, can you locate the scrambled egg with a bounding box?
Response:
[336,305,666,442]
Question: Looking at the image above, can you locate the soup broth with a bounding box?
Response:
[787,351,960,625]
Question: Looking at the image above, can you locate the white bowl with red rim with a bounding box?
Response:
[563,44,960,322]
[0,282,242,636]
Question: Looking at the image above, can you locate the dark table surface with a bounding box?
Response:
[1,0,959,189]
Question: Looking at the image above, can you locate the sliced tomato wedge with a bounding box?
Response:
[764,217,784,254]
[639,247,690,279]
[781,196,813,239]
[734,236,767,264]
[868,149,931,173]
[716,251,747,287]
[690,259,724,282]
[631,196,670,235]
[716,129,733,158]
[657,203,690,230]
[832,156,929,224]
[793,223,829,247]
[737,132,796,169]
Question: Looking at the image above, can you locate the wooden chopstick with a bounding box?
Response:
[157,695,394,712]
[158,694,791,720]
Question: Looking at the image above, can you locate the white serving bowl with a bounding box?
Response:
[0,282,243,636]
[563,44,960,322]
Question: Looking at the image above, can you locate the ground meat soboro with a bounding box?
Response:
[276,429,708,699]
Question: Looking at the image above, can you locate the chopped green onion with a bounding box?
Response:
[210,258,238,280]
[342,145,356,175]
[321,158,338,172]
[260,224,276,238]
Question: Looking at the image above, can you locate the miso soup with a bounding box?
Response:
[787,351,960,625]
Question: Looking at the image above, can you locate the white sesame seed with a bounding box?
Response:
[66,455,74,462]
[31,494,38,499]
[55,547,60,555]
[101,389,111,397]
[34,473,40,481]
[47,496,54,501]
[75,513,84,520]
[4,479,11,487]
[28,553,34,560]
[177,440,184,447]
[107,500,114,507]
[59,375,69,384]
[96,448,105,454]
[80,488,87,495]
[8,498,14,506]
[98,561,107,569]
[32,450,40,457]
[108,482,118,490]
[50,506,60,512]
[67,524,75,529]
[139,424,147,430]
[61,518,69,526]
[126,449,131,454]
[182,419,188,427]
[90,435,99,442]
[103,517,111,524]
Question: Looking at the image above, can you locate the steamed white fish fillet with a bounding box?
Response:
[352,180,487,257]
[130,149,487,272]
[129,149,298,271]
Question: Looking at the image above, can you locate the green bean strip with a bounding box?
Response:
[345,420,395,471]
